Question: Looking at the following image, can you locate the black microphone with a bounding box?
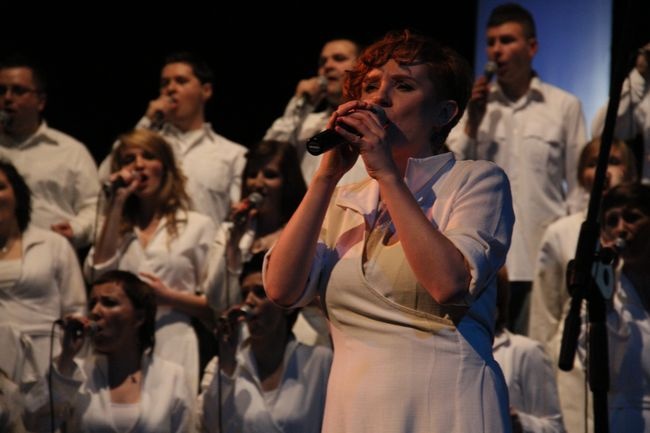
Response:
[150,110,165,131]
[484,61,497,82]
[102,177,128,196]
[102,172,142,196]
[0,110,10,129]
[295,76,328,111]
[55,318,100,338]
[614,237,627,252]
[229,192,265,225]
[217,304,253,336]
[306,105,387,156]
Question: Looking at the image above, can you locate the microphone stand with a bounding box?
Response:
[558,2,635,432]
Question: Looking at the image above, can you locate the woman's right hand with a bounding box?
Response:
[314,106,364,181]
[216,306,246,376]
[465,75,490,138]
[107,168,142,202]
[57,315,91,375]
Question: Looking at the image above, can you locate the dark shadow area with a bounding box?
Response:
[2,2,477,162]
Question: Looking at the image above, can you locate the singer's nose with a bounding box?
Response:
[251,171,266,187]
[367,87,391,107]
[133,154,146,169]
[89,302,102,319]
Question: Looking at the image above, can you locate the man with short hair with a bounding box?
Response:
[265,39,363,184]
[100,52,247,225]
[0,57,100,248]
[447,3,587,334]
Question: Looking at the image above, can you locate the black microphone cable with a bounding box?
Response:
[48,320,61,433]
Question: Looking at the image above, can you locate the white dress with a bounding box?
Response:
[85,210,215,393]
[0,226,86,384]
[493,330,566,433]
[267,153,515,432]
[197,338,332,433]
[578,272,650,432]
[24,353,193,433]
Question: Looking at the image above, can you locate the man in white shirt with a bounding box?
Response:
[0,57,100,248]
[264,39,364,185]
[447,3,587,334]
[99,52,247,226]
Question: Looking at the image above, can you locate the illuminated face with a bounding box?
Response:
[601,205,650,261]
[0,67,45,135]
[318,40,358,105]
[361,59,444,158]
[581,145,630,193]
[240,272,287,339]
[486,22,537,88]
[244,156,283,215]
[89,282,143,354]
[159,62,211,127]
[118,146,165,198]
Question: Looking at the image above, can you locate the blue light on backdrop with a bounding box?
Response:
[475,0,612,133]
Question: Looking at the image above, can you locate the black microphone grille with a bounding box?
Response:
[248,192,265,206]
[484,61,497,80]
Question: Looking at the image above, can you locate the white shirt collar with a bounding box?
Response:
[335,152,456,215]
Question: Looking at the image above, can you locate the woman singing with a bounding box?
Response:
[264,30,515,432]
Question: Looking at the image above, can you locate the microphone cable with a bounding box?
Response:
[89,169,115,284]
[48,320,60,433]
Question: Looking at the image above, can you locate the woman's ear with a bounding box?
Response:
[433,100,459,128]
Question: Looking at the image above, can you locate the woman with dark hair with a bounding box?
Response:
[85,129,215,393]
[265,30,515,432]
[203,140,306,313]
[581,183,650,432]
[24,270,194,432]
[0,159,86,384]
[198,254,331,433]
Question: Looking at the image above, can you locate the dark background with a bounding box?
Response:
[2,2,478,162]
[3,1,648,165]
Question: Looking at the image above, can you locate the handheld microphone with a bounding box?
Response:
[295,76,328,111]
[102,172,142,196]
[306,105,387,156]
[0,110,10,129]
[150,110,165,131]
[229,192,265,225]
[55,318,100,338]
[217,304,253,336]
[226,304,253,320]
[614,237,627,252]
[484,61,497,82]
[102,177,128,196]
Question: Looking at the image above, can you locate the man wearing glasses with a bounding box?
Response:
[0,57,100,249]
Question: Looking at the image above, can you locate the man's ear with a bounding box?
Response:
[202,82,213,102]
[434,100,459,128]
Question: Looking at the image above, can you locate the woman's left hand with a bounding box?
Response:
[333,100,398,180]
[139,272,173,306]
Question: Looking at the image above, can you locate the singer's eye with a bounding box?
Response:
[363,82,379,93]
[120,154,135,165]
[621,209,643,224]
[396,82,415,92]
[332,54,352,63]
[262,169,280,179]
[604,214,620,228]
[242,284,266,299]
